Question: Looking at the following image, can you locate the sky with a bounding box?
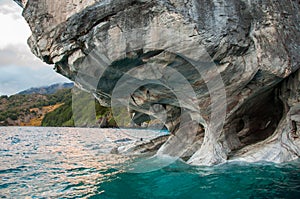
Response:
[0,0,71,96]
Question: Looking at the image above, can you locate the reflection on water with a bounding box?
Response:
[0,127,150,198]
[1,127,300,198]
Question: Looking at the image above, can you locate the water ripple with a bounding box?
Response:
[0,127,299,198]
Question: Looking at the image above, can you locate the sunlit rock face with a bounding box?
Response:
[14,0,300,165]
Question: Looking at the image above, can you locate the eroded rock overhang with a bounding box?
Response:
[14,0,300,165]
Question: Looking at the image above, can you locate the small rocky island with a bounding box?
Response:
[14,0,299,165]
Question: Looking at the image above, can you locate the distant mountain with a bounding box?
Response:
[18,82,74,95]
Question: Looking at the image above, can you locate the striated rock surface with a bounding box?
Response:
[14,0,300,165]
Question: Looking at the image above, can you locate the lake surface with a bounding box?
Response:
[1,127,300,198]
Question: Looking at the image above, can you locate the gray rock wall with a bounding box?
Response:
[14,0,300,165]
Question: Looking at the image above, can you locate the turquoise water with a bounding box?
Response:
[1,127,300,198]
[98,161,300,199]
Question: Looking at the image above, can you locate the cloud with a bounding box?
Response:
[0,0,30,50]
[0,0,47,70]
[0,65,69,96]
[0,1,21,18]
[0,44,49,70]
[0,0,71,96]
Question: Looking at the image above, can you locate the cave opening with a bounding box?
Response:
[232,89,284,151]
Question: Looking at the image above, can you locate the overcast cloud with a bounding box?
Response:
[0,0,71,96]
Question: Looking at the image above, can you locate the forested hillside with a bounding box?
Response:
[0,88,71,126]
[41,89,119,127]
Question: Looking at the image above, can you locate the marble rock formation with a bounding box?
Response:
[14,0,300,165]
